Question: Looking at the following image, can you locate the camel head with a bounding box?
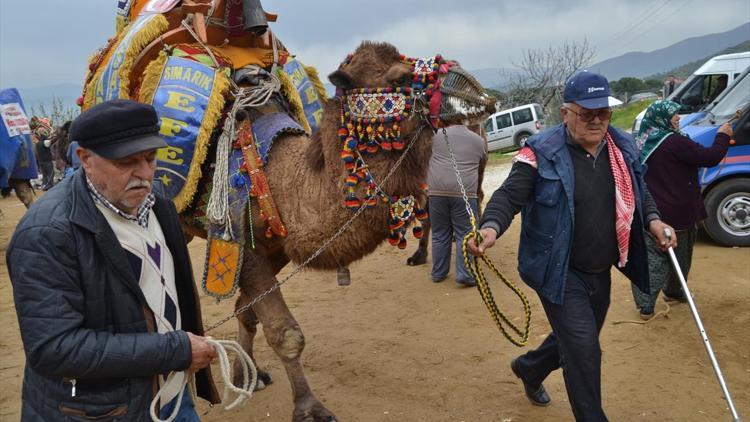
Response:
[321,42,494,248]
[329,41,495,133]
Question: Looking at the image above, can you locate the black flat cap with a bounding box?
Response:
[70,99,167,159]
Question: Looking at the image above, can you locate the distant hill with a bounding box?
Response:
[649,40,750,80]
[588,22,750,80]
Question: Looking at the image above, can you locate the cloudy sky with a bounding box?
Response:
[1,0,748,88]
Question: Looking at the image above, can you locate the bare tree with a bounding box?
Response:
[502,39,595,123]
[31,96,79,127]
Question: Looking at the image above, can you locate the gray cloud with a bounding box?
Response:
[1,0,747,88]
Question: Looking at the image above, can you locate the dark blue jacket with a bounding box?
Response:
[517,124,650,304]
[7,171,219,421]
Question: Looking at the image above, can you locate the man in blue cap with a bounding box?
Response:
[468,71,676,421]
[7,99,220,420]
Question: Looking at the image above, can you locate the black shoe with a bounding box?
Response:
[511,358,551,406]
[456,278,476,287]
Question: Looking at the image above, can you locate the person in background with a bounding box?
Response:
[427,124,487,287]
[7,100,219,420]
[706,74,728,104]
[666,75,676,96]
[51,120,72,176]
[468,71,676,421]
[30,117,54,190]
[632,100,732,318]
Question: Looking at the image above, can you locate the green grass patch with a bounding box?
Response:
[487,151,515,163]
[610,100,653,131]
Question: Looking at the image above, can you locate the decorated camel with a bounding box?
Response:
[81,1,494,420]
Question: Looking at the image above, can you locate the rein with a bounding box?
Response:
[439,128,532,347]
[203,121,430,332]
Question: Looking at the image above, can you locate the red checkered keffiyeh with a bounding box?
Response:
[513,136,635,267]
[604,132,635,267]
[514,146,538,169]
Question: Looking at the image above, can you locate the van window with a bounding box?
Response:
[677,74,727,113]
[512,108,533,125]
[483,118,494,133]
[710,72,750,119]
[495,114,512,129]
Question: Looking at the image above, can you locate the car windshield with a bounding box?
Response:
[709,72,750,119]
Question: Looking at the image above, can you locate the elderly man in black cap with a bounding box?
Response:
[7,99,219,421]
[468,71,676,421]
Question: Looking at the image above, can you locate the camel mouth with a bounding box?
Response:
[438,66,496,124]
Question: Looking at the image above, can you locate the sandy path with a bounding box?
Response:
[0,161,748,421]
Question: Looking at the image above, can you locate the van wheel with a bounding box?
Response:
[702,179,750,246]
[515,132,531,148]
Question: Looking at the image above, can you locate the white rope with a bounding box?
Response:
[150,338,257,422]
[205,74,280,239]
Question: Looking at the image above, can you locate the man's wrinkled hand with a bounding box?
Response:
[466,227,498,257]
[648,219,677,251]
[187,332,217,373]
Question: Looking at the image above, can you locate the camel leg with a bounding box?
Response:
[239,250,336,421]
[406,218,430,265]
[407,192,430,266]
[233,295,272,390]
[336,267,351,286]
[9,178,35,209]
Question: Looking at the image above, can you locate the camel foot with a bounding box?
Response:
[336,267,351,286]
[293,398,337,422]
[406,248,428,266]
[233,365,273,391]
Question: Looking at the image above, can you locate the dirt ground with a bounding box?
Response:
[1,161,748,421]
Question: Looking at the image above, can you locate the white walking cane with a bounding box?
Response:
[663,228,741,421]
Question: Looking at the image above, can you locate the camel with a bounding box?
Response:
[81,3,494,420]
[209,43,492,421]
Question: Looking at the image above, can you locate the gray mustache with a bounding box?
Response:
[125,179,151,191]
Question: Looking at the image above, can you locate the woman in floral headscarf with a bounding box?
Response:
[631,100,733,319]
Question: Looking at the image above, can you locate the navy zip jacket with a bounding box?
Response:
[481,124,654,304]
[7,170,219,421]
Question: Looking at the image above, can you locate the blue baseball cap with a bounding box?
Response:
[563,70,622,109]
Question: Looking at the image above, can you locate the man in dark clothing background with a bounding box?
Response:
[7,100,219,421]
[33,134,54,190]
[468,71,676,421]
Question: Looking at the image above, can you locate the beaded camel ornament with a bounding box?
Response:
[337,55,444,248]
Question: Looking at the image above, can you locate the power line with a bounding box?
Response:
[600,0,672,49]
[598,0,690,64]
[619,0,698,51]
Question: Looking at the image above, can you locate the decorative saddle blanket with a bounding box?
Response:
[252,112,306,165]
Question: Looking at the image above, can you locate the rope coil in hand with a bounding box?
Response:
[150,339,257,422]
[440,128,531,347]
[461,227,531,347]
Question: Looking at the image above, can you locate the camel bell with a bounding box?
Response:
[242,0,268,36]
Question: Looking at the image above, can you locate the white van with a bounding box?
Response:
[633,52,750,132]
[483,103,545,152]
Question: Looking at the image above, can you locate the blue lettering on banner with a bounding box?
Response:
[150,56,216,200]
[95,14,159,104]
[282,59,324,134]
